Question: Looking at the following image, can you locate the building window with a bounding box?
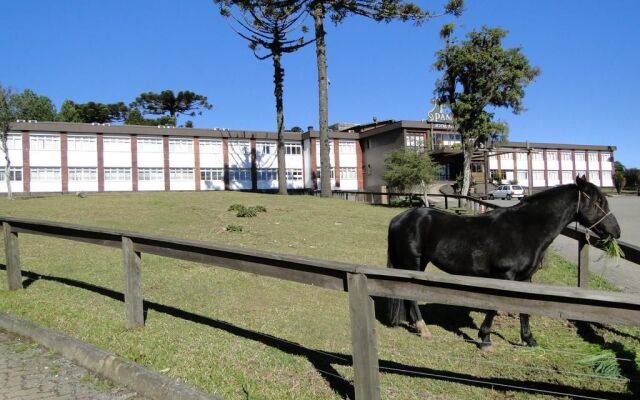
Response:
[30,167,61,181]
[4,135,22,150]
[533,170,545,181]
[500,153,512,161]
[286,168,303,181]
[339,167,357,180]
[69,167,97,181]
[68,135,97,151]
[170,168,194,180]
[561,151,572,161]
[602,170,612,182]
[316,168,335,179]
[405,133,425,151]
[532,151,543,161]
[471,163,483,173]
[139,168,164,181]
[315,141,334,155]
[104,167,131,181]
[229,168,251,181]
[138,137,163,152]
[0,167,22,181]
[517,170,528,181]
[589,171,600,182]
[546,151,557,161]
[257,141,276,155]
[576,170,586,178]
[601,153,612,162]
[104,136,130,152]
[257,168,277,181]
[201,168,224,181]
[229,140,250,154]
[200,139,223,154]
[588,152,598,162]
[547,170,559,181]
[575,152,586,162]
[516,152,527,161]
[285,143,302,155]
[339,141,356,154]
[562,170,573,182]
[30,135,60,151]
[169,138,193,153]
[490,170,506,181]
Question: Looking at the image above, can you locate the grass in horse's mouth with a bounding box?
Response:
[599,236,625,259]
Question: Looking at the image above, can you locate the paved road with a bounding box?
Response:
[0,330,144,400]
[487,195,640,294]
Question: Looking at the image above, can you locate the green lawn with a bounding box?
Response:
[0,192,638,399]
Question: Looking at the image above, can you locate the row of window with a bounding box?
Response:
[496,151,612,162]
[3,167,315,182]
[316,167,358,180]
[491,169,612,182]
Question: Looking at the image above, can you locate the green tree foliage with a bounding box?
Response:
[613,161,625,194]
[0,84,17,198]
[11,89,56,121]
[218,0,313,195]
[56,100,82,123]
[623,168,640,189]
[384,148,437,202]
[124,109,175,126]
[434,26,540,196]
[56,100,128,124]
[130,90,212,125]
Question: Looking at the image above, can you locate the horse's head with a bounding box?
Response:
[575,176,621,239]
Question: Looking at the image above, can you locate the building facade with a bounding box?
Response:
[0,120,616,194]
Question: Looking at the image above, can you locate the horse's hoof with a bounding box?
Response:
[479,343,495,352]
[415,320,432,339]
[524,337,538,347]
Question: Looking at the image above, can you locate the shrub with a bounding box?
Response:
[236,207,258,218]
[253,205,267,213]
[225,224,243,232]
[228,204,245,212]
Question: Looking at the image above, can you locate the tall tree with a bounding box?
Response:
[130,90,212,126]
[56,99,82,122]
[125,109,175,126]
[12,89,56,121]
[434,26,540,196]
[310,0,464,196]
[0,85,17,198]
[218,0,313,195]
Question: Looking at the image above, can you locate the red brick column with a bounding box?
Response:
[60,132,68,193]
[333,139,340,188]
[163,136,170,191]
[21,132,30,193]
[194,137,201,191]
[598,150,603,184]
[572,150,577,179]
[223,138,230,190]
[250,139,257,191]
[97,133,104,192]
[543,149,548,188]
[131,135,138,192]
[512,152,518,183]
[310,138,317,190]
[356,139,364,190]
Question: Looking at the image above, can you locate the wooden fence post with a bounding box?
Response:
[444,195,449,210]
[3,222,23,290]
[578,236,589,288]
[122,236,144,328]
[347,273,381,400]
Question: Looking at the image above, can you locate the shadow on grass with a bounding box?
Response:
[1,264,634,399]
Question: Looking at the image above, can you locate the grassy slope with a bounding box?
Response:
[0,192,638,399]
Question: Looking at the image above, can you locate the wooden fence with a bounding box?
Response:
[2,215,640,400]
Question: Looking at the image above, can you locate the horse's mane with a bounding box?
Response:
[520,183,577,205]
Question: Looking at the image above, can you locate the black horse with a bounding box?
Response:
[384,176,621,349]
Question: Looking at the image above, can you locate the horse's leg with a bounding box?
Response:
[408,300,432,339]
[519,313,537,347]
[478,310,497,350]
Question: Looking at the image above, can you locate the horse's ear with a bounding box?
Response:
[576,175,587,189]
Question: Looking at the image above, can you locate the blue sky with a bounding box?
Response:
[2,0,638,167]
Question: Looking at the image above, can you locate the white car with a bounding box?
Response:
[488,185,525,200]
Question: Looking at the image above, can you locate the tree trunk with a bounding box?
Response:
[1,135,12,199]
[313,2,331,197]
[272,51,288,195]
[461,139,474,197]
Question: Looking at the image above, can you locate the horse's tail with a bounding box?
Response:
[382,247,405,326]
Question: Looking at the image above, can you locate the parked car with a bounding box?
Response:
[488,185,525,200]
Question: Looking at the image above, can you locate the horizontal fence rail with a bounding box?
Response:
[2,215,640,399]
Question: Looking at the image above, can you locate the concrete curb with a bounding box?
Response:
[0,311,222,400]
